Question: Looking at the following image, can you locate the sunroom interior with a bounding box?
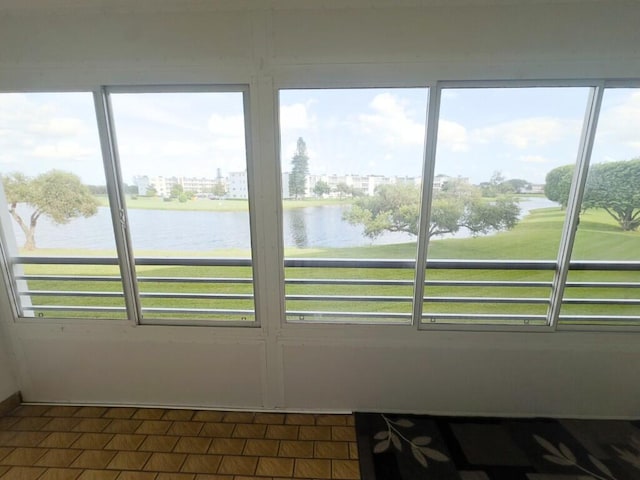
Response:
[0,0,639,419]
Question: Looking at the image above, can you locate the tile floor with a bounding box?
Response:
[0,405,361,480]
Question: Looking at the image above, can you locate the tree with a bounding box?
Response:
[583,158,640,231]
[344,180,520,240]
[124,184,139,195]
[503,178,531,194]
[87,185,107,195]
[2,170,99,250]
[544,164,574,208]
[288,137,309,199]
[313,180,331,198]
[145,185,157,197]
[335,182,352,199]
[211,182,226,198]
[480,171,531,196]
[170,183,183,199]
[480,171,505,197]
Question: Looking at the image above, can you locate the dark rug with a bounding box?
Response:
[355,413,640,480]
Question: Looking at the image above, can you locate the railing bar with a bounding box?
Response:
[427,261,558,270]
[286,295,412,302]
[17,275,557,288]
[13,256,252,267]
[565,282,640,288]
[422,313,547,320]
[13,278,559,288]
[22,291,124,298]
[21,275,253,284]
[17,275,122,282]
[562,298,640,305]
[18,278,636,288]
[136,257,253,267]
[286,310,410,319]
[425,281,552,287]
[13,256,639,270]
[285,259,415,269]
[15,257,119,265]
[22,293,558,303]
[288,280,552,287]
[286,279,414,286]
[140,293,254,300]
[568,261,640,271]
[22,306,253,315]
[286,259,559,269]
[423,297,550,304]
[559,315,640,320]
[137,277,253,283]
[21,291,255,300]
[22,306,125,312]
[142,308,254,314]
[16,276,566,288]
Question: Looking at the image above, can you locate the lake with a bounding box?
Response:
[10,198,556,252]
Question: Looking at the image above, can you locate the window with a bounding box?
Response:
[0,81,637,330]
[279,88,428,323]
[0,92,126,319]
[0,87,256,325]
[107,88,256,324]
[560,88,640,326]
[421,86,590,326]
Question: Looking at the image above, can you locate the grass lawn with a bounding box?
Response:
[17,206,639,324]
[96,195,351,212]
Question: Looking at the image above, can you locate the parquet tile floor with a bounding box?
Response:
[0,405,360,480]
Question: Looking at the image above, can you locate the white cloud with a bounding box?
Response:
[438,120,469,152]
[211,137,246,154]
[29,117,89,136]
[32,141,95,159]
[111,95,199,132]
[357,93,425,146]
[280,103,314,130]
[207,113,245,138]
[161,140,207,157]
[117,141,154,158]
[597,91,640,155]
[441,91,460,100]
[472,117,576,149]
[519,155,550,164]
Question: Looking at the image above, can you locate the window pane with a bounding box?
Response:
[560,88,640,326]
[0,92,126,319]
[109,90,255,323]
[422,87,590,326]
[280,88,428,323]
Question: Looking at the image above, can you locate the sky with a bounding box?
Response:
[0,87,639,187]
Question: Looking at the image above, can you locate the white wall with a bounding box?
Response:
[0,1,639,417]
[0,268,18,401]
[0,329,18,402]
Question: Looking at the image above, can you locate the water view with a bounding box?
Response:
[12,197,555,252]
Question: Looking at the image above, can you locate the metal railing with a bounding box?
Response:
[10,256,640,325]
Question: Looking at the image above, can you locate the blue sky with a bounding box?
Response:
[0,87,639,186]
[280,87,640,184]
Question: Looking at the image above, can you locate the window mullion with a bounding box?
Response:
[547,84,604,329]
[413,84,441,329]
[93,88,143,325]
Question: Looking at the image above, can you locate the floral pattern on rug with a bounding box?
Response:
[355,413,640,480]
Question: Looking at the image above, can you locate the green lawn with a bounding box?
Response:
[96,195,351,212]
[17,206,639,325]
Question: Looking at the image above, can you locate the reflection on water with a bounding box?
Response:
[289,209,308,248]
[9,198,556,252]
